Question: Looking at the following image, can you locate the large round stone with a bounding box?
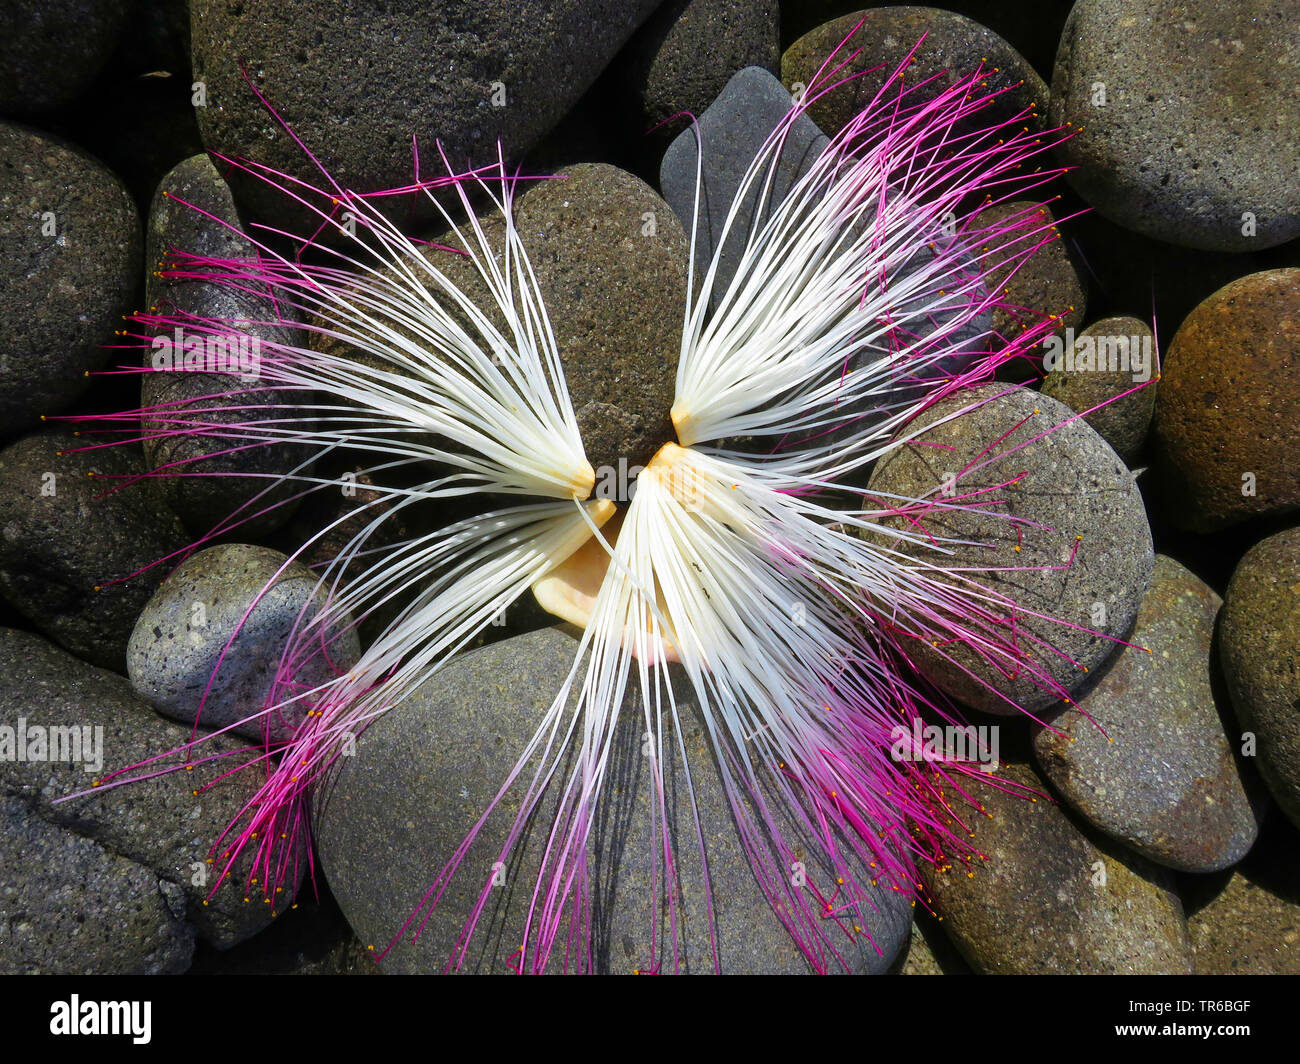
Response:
[314,626,913,974]
[1051,0,1300,251]
[189,0,661,230]
[1153,270,1300,532]
[0,121,140,431]
[128,543,360,743]
[0,0,126,115]
[923,760,1194,973]
[864,384,1154,714]
[1219,527,1300,830]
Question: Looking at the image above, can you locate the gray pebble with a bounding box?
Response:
[1033,555,1262,872]
[129,543,360,743]
[1051,0,1300,250]
[0,431,189,671]
[189,0,661,230]
[1040,315,1156,461]
[618,0,780,150]
[0,120,140,430]
[141,154,310,539]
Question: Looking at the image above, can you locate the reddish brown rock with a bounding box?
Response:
[1154,269,1300,532]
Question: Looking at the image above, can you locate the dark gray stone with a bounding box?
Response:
[0,796,194,975]
[923,760,1194,973]
[1051,0,1300,251]
[1220,527,1300,831]
[660,66,829,310]
[618,0,780,148]
[190,0,660,229]
[128,543,361,743]
[1033,555,1262,872]
[315,626,913,974]
[0,1,126,115]
[0,627,305,951]
[141,154,310,539]
[0,120,139,430]
[0,431,189,671]
[863,384,1154,714]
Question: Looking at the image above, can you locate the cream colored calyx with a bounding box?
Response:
[531,504,620,631]
[569,458,596,501]
[643,441,700,505]
[669,401,697,448]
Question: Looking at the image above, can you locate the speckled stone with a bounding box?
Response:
[0,431,189,671]
[618,0,780,148]
[1040,315,1156,461]
[128,543,360,743]
[314,625,913,974]
[0,796,193,975]
[1188,818,1300,974]
[189,0,660,229]
[1051,0,1300,251]
[0,627,304,951]
[141,155,309,539]
[972,200,1086,351]
[1220,527,1300,830]
[782,7,1048,141]
[1033,555,1262,872]
[864,384,1154,714]
[0,120,140,430]
[1153,270,1300,532]
[923,760,1194,973]
[782,1,1075,81]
